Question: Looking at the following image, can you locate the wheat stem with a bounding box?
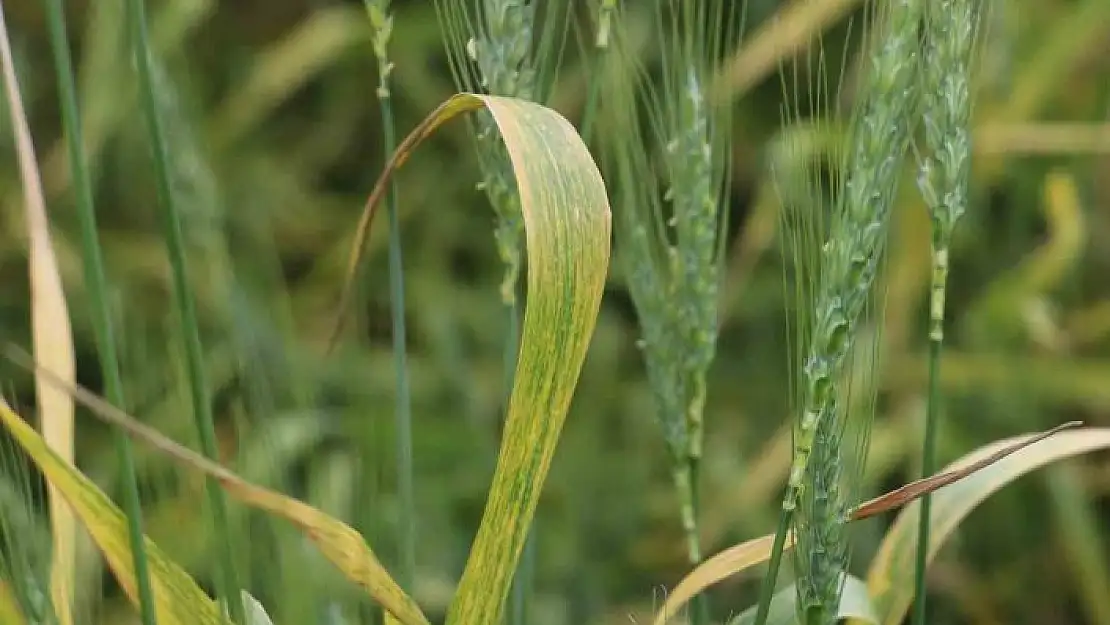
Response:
[362,0,417,598]
[913,0,978,622]
[124,0,245,621]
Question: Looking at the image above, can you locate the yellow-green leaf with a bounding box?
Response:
[0,580,27,625]
[862,427,1110,625]
[0,401,225,625]
[650,423,1079,625]
[652,532,795,625]
[327,92,610,625]
[0,6,78,623]
[6,347,429,625]
[445,96,610,625]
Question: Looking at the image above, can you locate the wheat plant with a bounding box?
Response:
[912,0,983,622]
[599,2,740,622]
[756,2,925,624]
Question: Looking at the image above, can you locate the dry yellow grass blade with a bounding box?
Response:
[0,5,77,624]
[652,532,797,625]
[210,4,367,147]
[4,347,430,625]
[975,123,1110,155]
[653,422,1080,625]
[0,579,27,625]
[861,427,1110,625]
[712,0,862,104]
[0,400,225,625]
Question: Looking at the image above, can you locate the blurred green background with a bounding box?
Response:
[1,0,1110,623]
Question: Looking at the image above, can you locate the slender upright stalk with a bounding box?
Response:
[913,1,978,623]
[41,0,157,623]
[363,0,416,593]
[123,0,244,622]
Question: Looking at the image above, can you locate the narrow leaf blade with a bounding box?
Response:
[5,348,430,625]
[0,5,77,623]
[652,533,796,625]
[863,427,1110,625]
[327,92,610,625]
[0,580,27,625]
[0,401,225,625]
[439,95,610,625]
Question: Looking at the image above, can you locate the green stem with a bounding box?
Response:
[379,85,415,594]
[579,63,603,145]
[912,250,949,625]
[686,459,708,625]
[752,504,793,625]
[123,0,244,622]
[41,1,158,624]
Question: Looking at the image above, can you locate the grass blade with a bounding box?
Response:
[0,6,77,624]
[0,579,26,625]
[652,533,795,625]
[122,0,244,621]
[651,423,1081,625]
[40,0,160,622]
[711,0,861,104]
[322,91,609,625]
[0,401,225,625]
[5,347,430,625]
[435,93,609,625]
[862,427,1110,625]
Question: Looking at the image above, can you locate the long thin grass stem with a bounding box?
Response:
[687,461,708,625]
[382,94,416,592]
[752,506,792,625]
[364,0,416,589]
[913,0,977,619]
[41,0,158,623]
[579,64,603,145]
[123,0,245,622]
[912,311,944,625]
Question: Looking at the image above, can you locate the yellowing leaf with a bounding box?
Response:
[0,580,27,625]
[651,423,1079,625]
[652,532,796,625]
[0,401,225,625]
[862,427,1110,625]
[327,93,610,625]
[5,348,429,625]
[0,6,77,624]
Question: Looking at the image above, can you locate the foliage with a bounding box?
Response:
[0,0,1109,624]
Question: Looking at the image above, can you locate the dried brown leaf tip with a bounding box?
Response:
[851,421,1084,521]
